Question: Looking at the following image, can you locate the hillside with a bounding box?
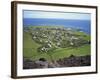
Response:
[23,26,91,62]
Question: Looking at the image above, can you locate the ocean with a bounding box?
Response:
[23,18,91,34]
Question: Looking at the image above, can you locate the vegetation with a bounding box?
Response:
[23,26,91,66]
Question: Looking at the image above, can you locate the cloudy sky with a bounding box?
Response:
[23,10,91,20]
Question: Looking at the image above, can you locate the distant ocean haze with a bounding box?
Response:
[23,18,91,34]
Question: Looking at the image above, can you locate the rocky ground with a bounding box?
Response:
[23,55,91,69]
[57,55,90,67]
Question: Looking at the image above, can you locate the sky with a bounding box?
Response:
[23,10,91,20]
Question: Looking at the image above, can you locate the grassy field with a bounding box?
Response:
[23,26,91,62]
[23,32,40,58]
[52,44,90,60]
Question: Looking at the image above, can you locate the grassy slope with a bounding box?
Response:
[23,31,91,61]
[74,31,91,41]
[23,32,40,58]
[23,32,51,60]
[52,44,90,60]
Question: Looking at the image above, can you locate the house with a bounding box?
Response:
[47,43,52,48]
[70,42,74,45]
[33,36,37,39]
[71,36,78,40]
[57,42,60,46]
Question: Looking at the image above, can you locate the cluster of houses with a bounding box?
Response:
[26,26,89,53]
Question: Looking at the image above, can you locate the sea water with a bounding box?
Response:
[23,18,91,34]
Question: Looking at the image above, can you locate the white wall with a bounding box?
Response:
[0,0,99,80]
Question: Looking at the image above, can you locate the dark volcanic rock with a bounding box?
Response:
[23,55,91,69]
[23,59,40,69]
[57,55,91,67]
[23,58,49,69]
